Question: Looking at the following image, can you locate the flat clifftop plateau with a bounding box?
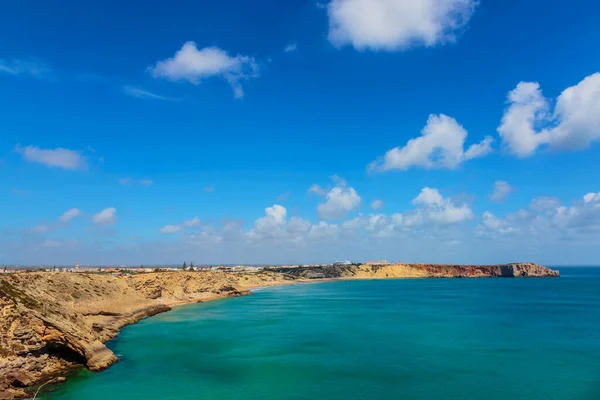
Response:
[266,262,560,279]
[0,263,558,398]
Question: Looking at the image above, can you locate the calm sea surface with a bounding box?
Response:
[43,267,600,400]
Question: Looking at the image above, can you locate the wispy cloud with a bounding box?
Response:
[119,178,153,186]
[123,86,179,101]
[0,58,52,78]
[10,188,30,196]
[92,208,117,226]
[59,208,81,223]
[284,43,298,53]
[15,145,88,171]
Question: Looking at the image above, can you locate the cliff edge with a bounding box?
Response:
[0,263,558,398]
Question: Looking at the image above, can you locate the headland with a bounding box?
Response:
[0,262,558,399]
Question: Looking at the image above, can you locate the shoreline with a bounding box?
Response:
[0,263,559,399]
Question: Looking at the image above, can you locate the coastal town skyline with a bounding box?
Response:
[2,0,600,266]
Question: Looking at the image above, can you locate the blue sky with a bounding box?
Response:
[1,0,600,265]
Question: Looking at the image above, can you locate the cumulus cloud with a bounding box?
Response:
[160,225,183,234]
[369,114,493,172]
[148,41,259,98]
[15,145,88,170]
[490,181,512,202]
[412,187,474,224]
[248,205,288,240]
[340,188,471,237]
[529,196,562,212]
[584,192,600,204]
[308,221,339,240]
[92,208,117,226]
[317,184,361,220]
[327,0,477,51]
[183,216,201,227]
[287,216,311,235]
[371,199,384,210]
[479,191,600,238]
[59,208,81,223]
[498,72,600,157]
[479,211,515,235]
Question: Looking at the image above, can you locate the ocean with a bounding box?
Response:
[43,267,600,399]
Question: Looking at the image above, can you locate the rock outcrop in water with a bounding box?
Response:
[0,263,558,398]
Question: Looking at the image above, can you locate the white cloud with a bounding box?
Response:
[118,178,132,186]
[123,86,178,101]
[159,216,200,234]
[284,43,298,53]
[31,224,50,233]
[529,196,562,212]
[160,225,183,234]
[148,41,259,99]
[498,72,600,157]
[92,208,117,226]
[478,191,600,238]
[308,221,339,239]
[0,58,51,78]
[584,192,600,204]
[248,205,288,240]
[318,184,361,220]
[308,184,328,196]
[286,216,311,234]
[183,217,201,227]
[204,186,215,193]
[59,208,81,223]
[412,187,474,224]
[327,0,477,51]
[480,211,514,235]
[371,199,384,210]
[15,145,87,170]
[490,181,512,202]
[139,179,153,186]
[368,114,493,172]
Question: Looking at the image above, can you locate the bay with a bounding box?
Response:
[43,267,600,400]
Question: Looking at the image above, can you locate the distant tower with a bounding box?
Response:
[75,262,80,272]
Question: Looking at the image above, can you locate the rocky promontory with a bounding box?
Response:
[0,263,558,398]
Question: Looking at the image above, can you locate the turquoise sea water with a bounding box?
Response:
[44,268,600,400]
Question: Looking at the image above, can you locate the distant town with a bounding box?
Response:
[0,260,395,276]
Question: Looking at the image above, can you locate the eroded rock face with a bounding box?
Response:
[0,270,287,398]
[0,264,558,398]
[268,262,559,279]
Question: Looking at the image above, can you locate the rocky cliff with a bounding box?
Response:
[0,263,558,398]
[267,262,560,279]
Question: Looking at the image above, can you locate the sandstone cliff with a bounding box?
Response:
[0,263,558,398]
[267,262,560,279]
